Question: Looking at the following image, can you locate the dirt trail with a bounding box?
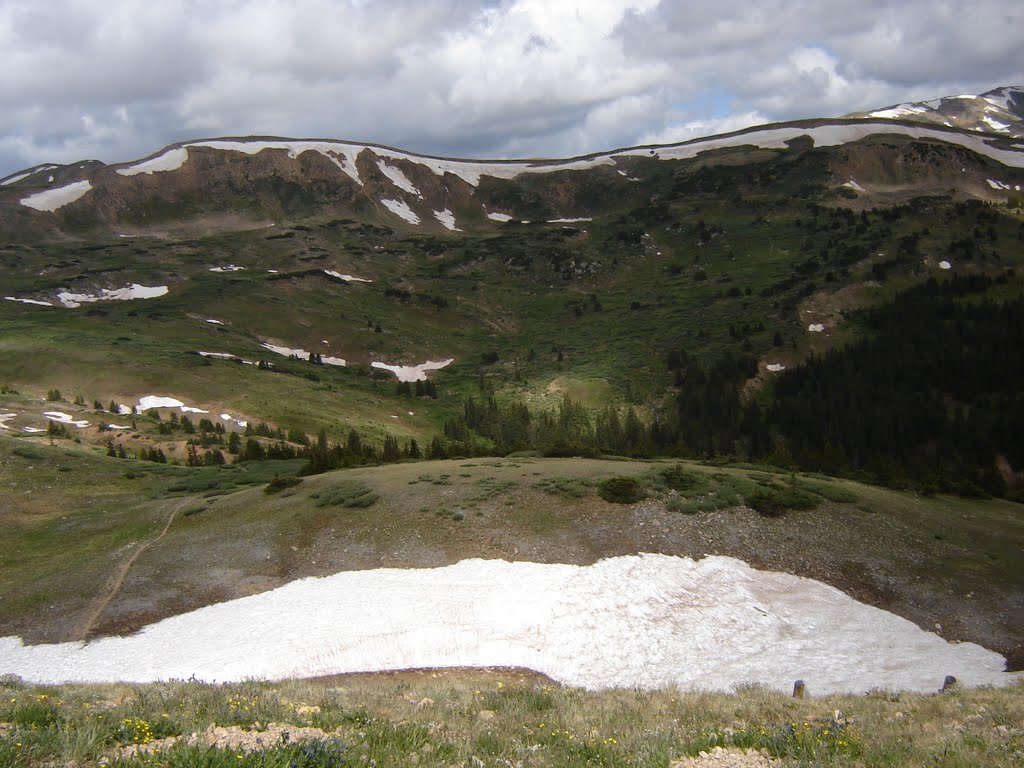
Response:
[71,499,187,642]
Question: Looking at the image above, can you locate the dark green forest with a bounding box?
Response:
[414,273,1024,499]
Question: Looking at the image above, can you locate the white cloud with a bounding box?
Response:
[0,0,1022,176]
[637,111,768,147]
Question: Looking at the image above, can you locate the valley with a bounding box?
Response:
[0,86,1022,765]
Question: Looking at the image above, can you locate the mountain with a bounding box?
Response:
[846,85,1024,136]
[2,87,1024,660]
[2,96,1023,240]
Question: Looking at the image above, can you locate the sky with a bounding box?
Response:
[1,0,1022,177]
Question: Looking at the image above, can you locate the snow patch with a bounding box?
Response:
[548,217,592,223]
[1,170,33,186]
[486,211,514,222]
[987,179,1011,190]
[205,319,223,325]
[433,209,460,231]
[0,413,16,429]
[138,396,183,411]
[0,554,1015,693]
[21,427,45,434]
[19,180,91,212]
[220,413,248,428]
[617,123,1024,170]
[136,396,209,415]
[376,160,421,197]
[43,412,90,428]
[842,179,865,192]
[381,198,420,224]
[104,424,132,431]
[116,148,189,176]
[939,260,952,270]
[371,358,453,382]
[57,284,168,308]
[867,104,928,119]
[981,116,1011,132]
[807,323,825,333]
[323,270,372,283]
[261,342,345,367]
[5,297,53,307]
[209,265,244,273]
[766,364,786,372]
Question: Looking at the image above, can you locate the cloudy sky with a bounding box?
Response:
[1,0,1021,176]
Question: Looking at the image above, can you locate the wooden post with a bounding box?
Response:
[792,680,805,699]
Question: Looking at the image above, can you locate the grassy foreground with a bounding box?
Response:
[1,671,1021,767]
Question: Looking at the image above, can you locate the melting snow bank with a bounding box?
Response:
[4,296,53,307]
[137,396,208,414]
[381,198,420,224]
[116,148,190,176]
[44,412,90,428]
[0,555,1015,692]
[371,358,453,382]
[58,284,168,308]
[433,209,460,231]
[261,342,345,367]
[18,180,92,211]
[323,270,372,283]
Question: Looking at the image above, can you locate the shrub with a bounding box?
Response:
[655,464,707,492]
[746,487,820,517]
[535,477,591,497]
[311,480,378,508]
[597,476,646,504]
[264,475,302,494]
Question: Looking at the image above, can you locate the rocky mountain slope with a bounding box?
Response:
[847,85,1024,137]
[1,89,1022,241]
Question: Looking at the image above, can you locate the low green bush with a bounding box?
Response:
[746,487,820,517]
[535,477,592,497]
[11,445,46,460]
[264,475,302,494]
[654,464,707,492]
[311,480,378,508]
[597,476,646,504]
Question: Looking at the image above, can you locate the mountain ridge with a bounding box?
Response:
[2,112,1023,242]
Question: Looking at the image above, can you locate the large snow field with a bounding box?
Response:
[19,180,92,212]
[0,554,1014,692]
[116,148,190,176]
